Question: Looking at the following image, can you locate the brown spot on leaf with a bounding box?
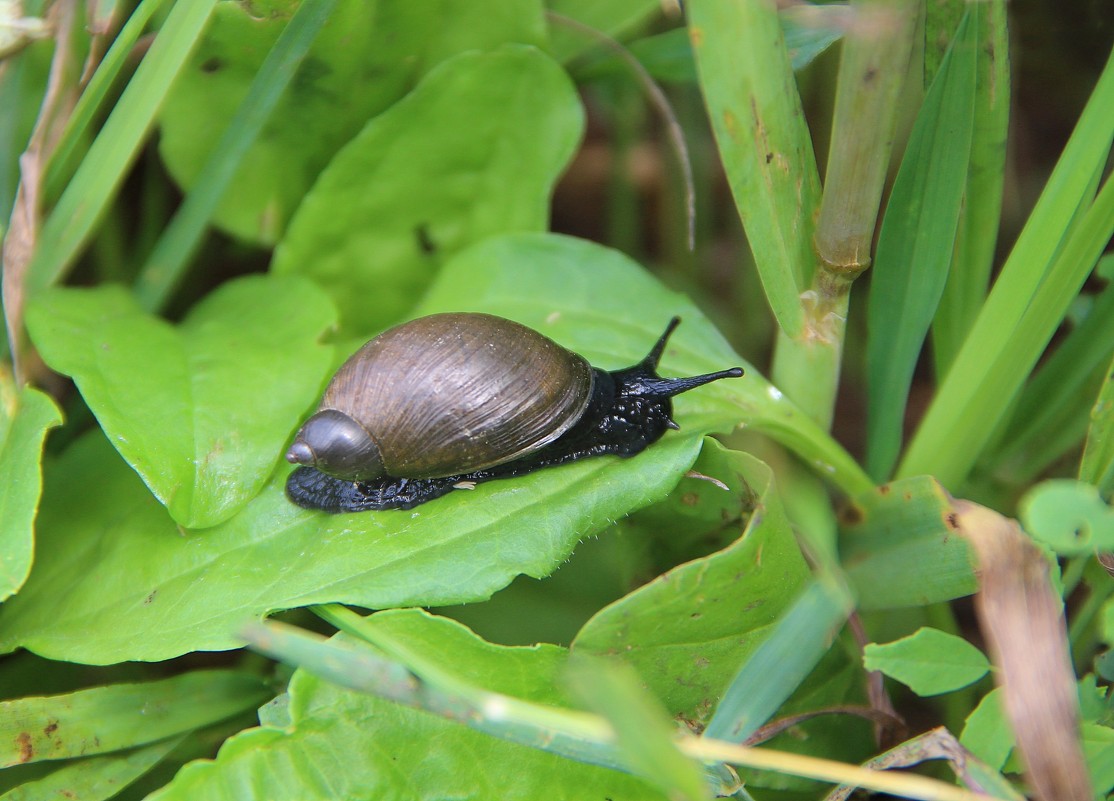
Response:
[945,512,959,530]
[689,26,703,47]
[839,504,864,526]
[16,731,32,762]
[43,720,58,736]
[878,484,891,495]
[723,110,738,138]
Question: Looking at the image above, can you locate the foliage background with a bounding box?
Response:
[0,0,1112,800]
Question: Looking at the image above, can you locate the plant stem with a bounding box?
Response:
[772,0,918,431]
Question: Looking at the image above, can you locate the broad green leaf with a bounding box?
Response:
[272,45,583,336]
[2,234,850,666]
[961,683,1114,795]
[0,377,61,602]
[149,611,668,801]
[863,627,990,696]
[866,10,976,480]
[574,445,810,725]
[417,233,874,498]
[25,274,336,529]
[0,425,703,664]
[0,670,268,767]
[960,688,1012,771]
[841,476,979,609]
[577,12,841,86]
[0,737,182,801]
[687,0,821,335]
[1084,722,1114,796]
[1019,479,1114,555]
[1081,351,1114,499]
[546,0,660,62]
[159,0,546,245]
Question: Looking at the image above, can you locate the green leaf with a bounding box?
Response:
[863,627,990,696]
[158,0,545,245]
[416,233,873,498]
[0,670,268,767]
[150,611,668,801]
[573,445,811,726]
[687,0,822,336]
[780,5,844,70]
[0,737,182,801]
[577,12,841,86]
[1081,352,1114,499]
[272,45,584,336]
[960,688,1012,771]
[866,10,976,480]
[1019,479,1114,555]
[1083,722,1114,796]
[0,378,61,602]
[546,0,660,62]
[841,476,979,609]
[25,274,336,529]
[0,425,704,664]
[2,234,850,666]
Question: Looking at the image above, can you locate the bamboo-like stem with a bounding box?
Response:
[770,0,918,431]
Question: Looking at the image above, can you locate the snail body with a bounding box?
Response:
[285,312,742,512]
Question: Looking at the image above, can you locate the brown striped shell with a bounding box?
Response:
[312,312,594,479]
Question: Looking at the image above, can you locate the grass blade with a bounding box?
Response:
[899,48,1114,486]
[568,658,710,801]
[687,0,821,337]
[990,260,1114,484]
[132,0,339,312]
[1081,352,1114,498]
[931,0,1010,374]
[901,167,1114,488]
[26,0,217,295]
[703,578,853,743]
[865,11,976,480]
[41,0,171,205]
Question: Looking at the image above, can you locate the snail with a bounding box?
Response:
[284,312,743,512]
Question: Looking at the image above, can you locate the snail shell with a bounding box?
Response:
[287,313,594,480]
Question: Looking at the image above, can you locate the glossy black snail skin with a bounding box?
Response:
[284,312,743,512]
